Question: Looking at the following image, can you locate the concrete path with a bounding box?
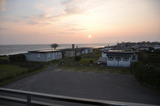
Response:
[1,65,160,105]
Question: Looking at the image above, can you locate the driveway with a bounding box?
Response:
[1,65,160,105]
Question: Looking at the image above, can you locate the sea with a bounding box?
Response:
[0,43,113,56]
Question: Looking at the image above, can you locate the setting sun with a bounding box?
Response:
[88,35,92,38]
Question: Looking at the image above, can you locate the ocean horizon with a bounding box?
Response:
[0,43,114,55]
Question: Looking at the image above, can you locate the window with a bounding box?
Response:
[37,53,40,58]
[132,55,136,60]
[115,57,121,61]
[108,56,114,61]
[48,53,51,58]
[123,57,129,61]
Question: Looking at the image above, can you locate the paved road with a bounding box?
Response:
[1,65,160,105]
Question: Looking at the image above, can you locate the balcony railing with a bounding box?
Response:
[0,87,155,106]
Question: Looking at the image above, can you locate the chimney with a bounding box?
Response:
[72,44,75,49]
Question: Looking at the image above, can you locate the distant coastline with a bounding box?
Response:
[0,43,114,55]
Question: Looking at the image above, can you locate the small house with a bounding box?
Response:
[25,50,62,62]
[60,47,93,57]
[60,48,77,57]
[139,47,149,51]
[154,45,160,50]
[99,50,138,67]
[81,47,93,54]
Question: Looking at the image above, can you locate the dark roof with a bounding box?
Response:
[58,47,92,51]
[103,50,138,54]
[28,49,61,53]
[107,54,131,57]
[28,47,93,53]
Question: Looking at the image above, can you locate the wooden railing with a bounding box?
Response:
[0,87,156,106]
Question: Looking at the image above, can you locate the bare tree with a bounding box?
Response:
[50,43,59,50]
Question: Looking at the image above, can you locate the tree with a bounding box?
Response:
[50,43,59,50]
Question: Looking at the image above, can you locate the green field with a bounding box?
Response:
[0,56,9,61]
[0,64,28,81]
[0,64,45,86]
[58,54,130,74]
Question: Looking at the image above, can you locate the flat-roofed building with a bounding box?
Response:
[60,47,93,57]
[25,47,93,62]
[154,45,160,50]
[25,50,62,62]
[99,50,138,67]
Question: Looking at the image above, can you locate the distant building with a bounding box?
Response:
[60,49,77,57]
[103,47,112,51]
[60,47,93,57]
[81,47,93,54]
[139,47,149,51]
[25,50,62,62]
[98,50,138,67]
[154,45,160,50]
[25,47,93,62]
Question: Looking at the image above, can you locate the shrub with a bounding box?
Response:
[149,55,160,64]
[9,54,26,62]
[89,60,93,64]
[134,63,160,87]
[75,56,81,62]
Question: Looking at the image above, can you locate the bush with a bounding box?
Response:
[89,60,93,64]
[134,63,160,87]
[9,54,26,62]
[75,56,81,62]
[149,55,160,64]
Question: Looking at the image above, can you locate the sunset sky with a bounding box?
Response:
[0,0,160,44]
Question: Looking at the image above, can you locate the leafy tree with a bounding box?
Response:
[50,43,59,50]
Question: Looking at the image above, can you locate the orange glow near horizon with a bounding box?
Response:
[0,0,160,44]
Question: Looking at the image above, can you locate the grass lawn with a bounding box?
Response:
[0,56,9,61]
[0,64,28,81]
[58,54,131,74]
[0,64,45,86]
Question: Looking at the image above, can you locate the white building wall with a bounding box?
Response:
[46,52,62,61]
[25,53,46,62]
[104,47,112,50]
[82,48,93,54]
[140,48,149,51]
[89,48,93,53]
[107,57,131,67]
[102,52,107,58]
[154,45,160,50]
[118,58,131,67]
[25,52,62,62]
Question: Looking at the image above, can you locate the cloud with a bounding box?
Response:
[21,0,98,25]
[67,28,87,32]
[0,0,6,11]
[22,14,62,25]
[57,31,74,35]
[61,0,89,15]
[19,0,106,25]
